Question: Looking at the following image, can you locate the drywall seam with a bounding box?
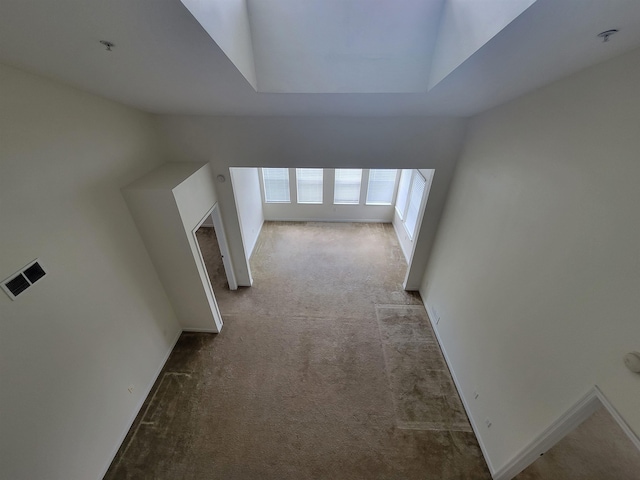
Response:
[99,329,183,479]
[421,296,495,475]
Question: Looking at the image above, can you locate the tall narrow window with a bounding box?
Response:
[334,169,362,204]
[296,168,323,204]
[395,169,412,219]
[262,168,290,203]
[404,171,427,239]
[366,169,397,205]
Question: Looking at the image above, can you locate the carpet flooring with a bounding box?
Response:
[515,406,640,480]
[105,222,490,479]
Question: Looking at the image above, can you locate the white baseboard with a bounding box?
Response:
[263,218,393,223]
[592,386,640,452]
[421,294,496,475]
[493,389,601,480]
[418,295,640,480]
[181,327,219,333]
[99,328,183,479]
[423,307,640,479]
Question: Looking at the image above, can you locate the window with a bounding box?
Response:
[366,169,397,205]
[395,169,412,219]
[403,171,427,239]
[296,168,323,204]
[334,169,362,204]
[262,168,290,203]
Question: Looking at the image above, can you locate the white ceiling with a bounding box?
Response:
[1,0,640,116]
[246,0,444,93]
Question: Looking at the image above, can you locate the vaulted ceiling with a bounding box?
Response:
[1,0,640,116]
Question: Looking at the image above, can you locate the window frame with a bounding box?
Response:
[365,169,398,206]
[402,170,427,240]
[296,168,324,204]
[333,168,363,205]
[261,167,291,203]
[395,169,413,219]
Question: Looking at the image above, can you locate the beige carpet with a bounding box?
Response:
[376,305,471,432]
[105,222,489,479]
[515,406,640,479]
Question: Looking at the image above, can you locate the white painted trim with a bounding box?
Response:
[421,296,496,475]
[420,296,640,480]
[181,327,220,333]
[192,208,224,332]
[262,218,393,223]
[210,204,238,290]
[493,389,601,480]
[99,328,182,479]
[357,169,369,206]
[491,387,640,480]
[402,170,433,290]
[593,386,640,452]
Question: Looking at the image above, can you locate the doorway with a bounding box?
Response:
[193,204,237,314]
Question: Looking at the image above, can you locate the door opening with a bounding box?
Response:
[192,203,238,324]
[194,203,237,293]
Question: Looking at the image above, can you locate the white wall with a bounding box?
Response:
[428,0,536,89]
[421,47,640,474]
[0,64,181,479]
[174,163,224,331]
[123,162,222,332]
[180,0,257,89]
[229,167,264,258]
[156,116,468,289]
[392,210,410,262]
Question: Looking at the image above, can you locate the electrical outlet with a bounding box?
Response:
[128,385,135,394]
[485,418,492,429]
[473,391,479,400]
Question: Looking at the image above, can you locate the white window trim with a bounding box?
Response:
[258,168,403,209]
[260,167,291,203]
[395,169,412,219]
[334,168,363,205]
[366,169,399,206]
[296,168,324,204]
[396,169,427,240]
